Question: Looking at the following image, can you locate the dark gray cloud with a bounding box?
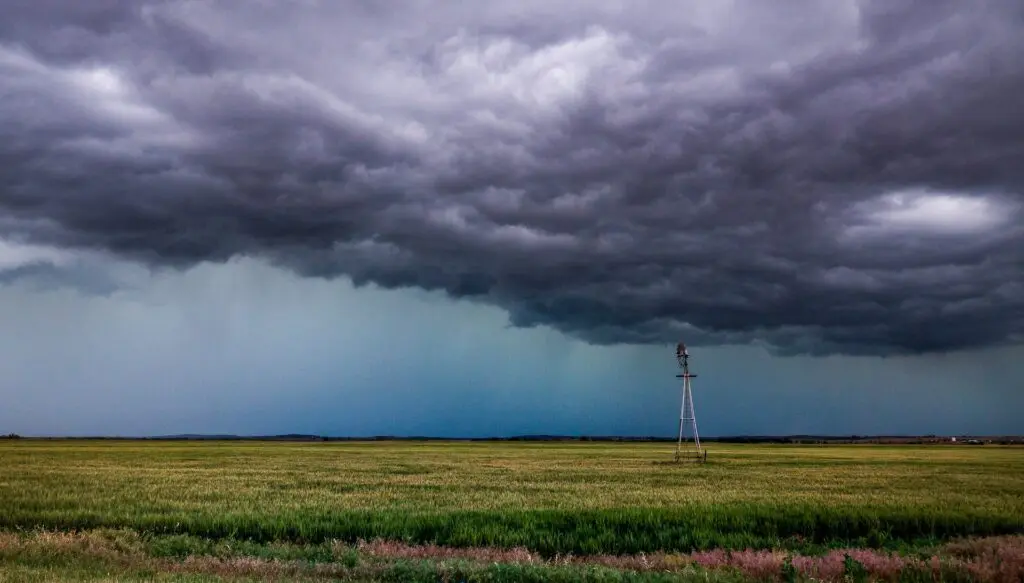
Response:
[0,260,123,295]
[1,0,1022,356]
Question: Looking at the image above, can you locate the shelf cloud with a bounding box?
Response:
[1,0,1022,356]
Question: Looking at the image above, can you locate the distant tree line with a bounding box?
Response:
[4,433,1021,444]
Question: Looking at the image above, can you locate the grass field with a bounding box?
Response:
[1,440,1022,581]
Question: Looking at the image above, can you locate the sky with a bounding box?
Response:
[1,0,1022,437]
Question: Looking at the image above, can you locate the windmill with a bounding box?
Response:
[674,342,706,463]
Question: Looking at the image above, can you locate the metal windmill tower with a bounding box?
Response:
[673,342,705,463]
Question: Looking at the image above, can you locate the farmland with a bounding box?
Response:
[1,440,1022,581]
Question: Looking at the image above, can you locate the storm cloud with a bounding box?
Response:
[1,0,1023,356]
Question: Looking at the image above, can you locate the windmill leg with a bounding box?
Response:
[689,383,701,457]
[675,416,684,461]
[675,376,688,462]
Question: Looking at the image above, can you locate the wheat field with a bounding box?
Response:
[1,440,1021,555]
[2,440,1023,581]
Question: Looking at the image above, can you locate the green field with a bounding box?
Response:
[1,440,1022,581]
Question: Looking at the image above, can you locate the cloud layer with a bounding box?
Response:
[1,0,1022,355]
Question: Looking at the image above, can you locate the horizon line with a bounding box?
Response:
[5,432,1019,441]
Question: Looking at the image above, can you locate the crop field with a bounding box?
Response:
[1,440,1022,582]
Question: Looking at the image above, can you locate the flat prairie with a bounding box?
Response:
[1,440,1022,581]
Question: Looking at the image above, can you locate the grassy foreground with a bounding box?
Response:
[1,440,1022,558]
[1,529,1022,582]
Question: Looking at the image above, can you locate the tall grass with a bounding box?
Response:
[1,506,1019,556]
[1,441,1021,555]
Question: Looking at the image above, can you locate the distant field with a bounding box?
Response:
[1,440,1021,558]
